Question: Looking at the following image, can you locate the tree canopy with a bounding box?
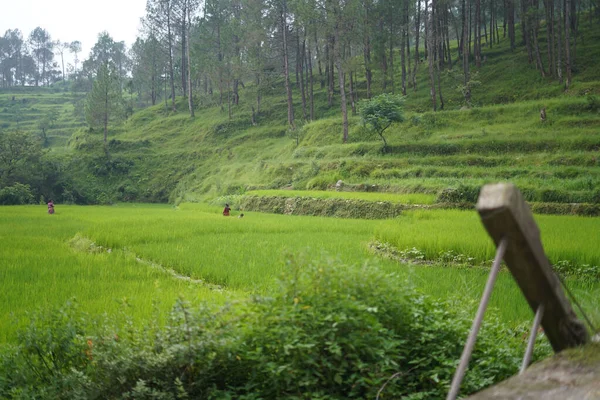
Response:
[360,93,404,152]
[85,63,124,145]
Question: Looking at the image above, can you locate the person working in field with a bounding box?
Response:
[47,200,55,215]
[223,203,231,216]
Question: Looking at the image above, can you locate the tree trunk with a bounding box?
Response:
[446,9,452,67]
[389,9,395,93]
[557,0,563,82]
[167,10,176,112]
[546,0,555,76]
[462,0,471,103]
[413,0,421,90]
[325,41,333,106]
[406,14,411,71]
[532,20,546,76]
[151,72,156,105]
[61,51,65,82]
[256,72,262,112]
[475,0,481,67]
[503,0,508,37]
[363,28,373,98]
[571,0,578,65]
[281,1,294,127]
[349,70,356,115]
[104,89,108,144]
[329,37,335,106]
[469,0,472,57]
[335,40,348,143]
[508,0,515,50]
[308,42,315,120]
[314,29,324,89]
[490,0,495,48]
[401,25,407,95]
[186,3,194,118]
[217,23,224,109]
[427,0,437,111]
[228,82,232,119]
[522,0,534,63]
[483,9,488,46]
[495,0,501,43]
[531,0,546,76]
[348,45,356,116]
[299,33,308,121]
[181,1,187,97]
[424,4,429,58]
[435,0,444,109]
[565,0,572,87]
[295,32,301,86]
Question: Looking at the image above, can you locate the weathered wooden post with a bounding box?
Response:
[477,183,588,351]
[447,183,589,400]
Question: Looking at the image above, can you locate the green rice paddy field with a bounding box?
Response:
[1,203,599,343]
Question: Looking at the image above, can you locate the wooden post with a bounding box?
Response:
[477,183,588,352]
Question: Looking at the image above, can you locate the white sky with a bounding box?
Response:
[1,0,147,64]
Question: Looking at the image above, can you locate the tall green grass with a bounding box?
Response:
[375,209,600,266]
[0,205,233,342]
[1,204,598,343]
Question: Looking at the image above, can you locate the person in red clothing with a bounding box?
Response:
[47,200,55,215]
[223,203,231,216]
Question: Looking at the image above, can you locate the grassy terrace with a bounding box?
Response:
[0,89,86,148]
[245,190,438,204]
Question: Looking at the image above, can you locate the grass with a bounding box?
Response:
[0,204,235,343]
[2,203,598,344]
[245,190,437,204]
[374,209,600,267]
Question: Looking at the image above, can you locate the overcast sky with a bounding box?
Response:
[1,0,147,62]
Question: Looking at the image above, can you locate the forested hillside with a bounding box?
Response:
[1,0,599,207]
[2,3,600,397]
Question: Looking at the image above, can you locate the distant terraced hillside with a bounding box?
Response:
[0,87,86,148]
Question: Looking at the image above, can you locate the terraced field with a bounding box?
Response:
[0,88,86,148]
[1,203,598,343]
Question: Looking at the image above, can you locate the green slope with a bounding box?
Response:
[1,20,599,206]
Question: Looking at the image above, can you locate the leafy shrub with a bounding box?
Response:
[437,185,480,203]
[529,202,600,216]
[239,195,404,219]
[0,183,35,205]
[0,257,531,399]
[306,174,339,190]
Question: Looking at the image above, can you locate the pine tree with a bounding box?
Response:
[85,63,124,145]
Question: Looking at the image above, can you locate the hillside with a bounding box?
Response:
[1,20,599,207]
[0,86,86,148]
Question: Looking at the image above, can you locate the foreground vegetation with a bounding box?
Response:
[1,3,599,398]
[1,202,598,397]
[1,258,537,399]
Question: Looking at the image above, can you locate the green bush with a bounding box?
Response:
[0,257,532,399]
[0,183,35,205]
[239,195,405,219]
[306,173,341,190]
[530,202,600,216]
[436,185,480,203]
